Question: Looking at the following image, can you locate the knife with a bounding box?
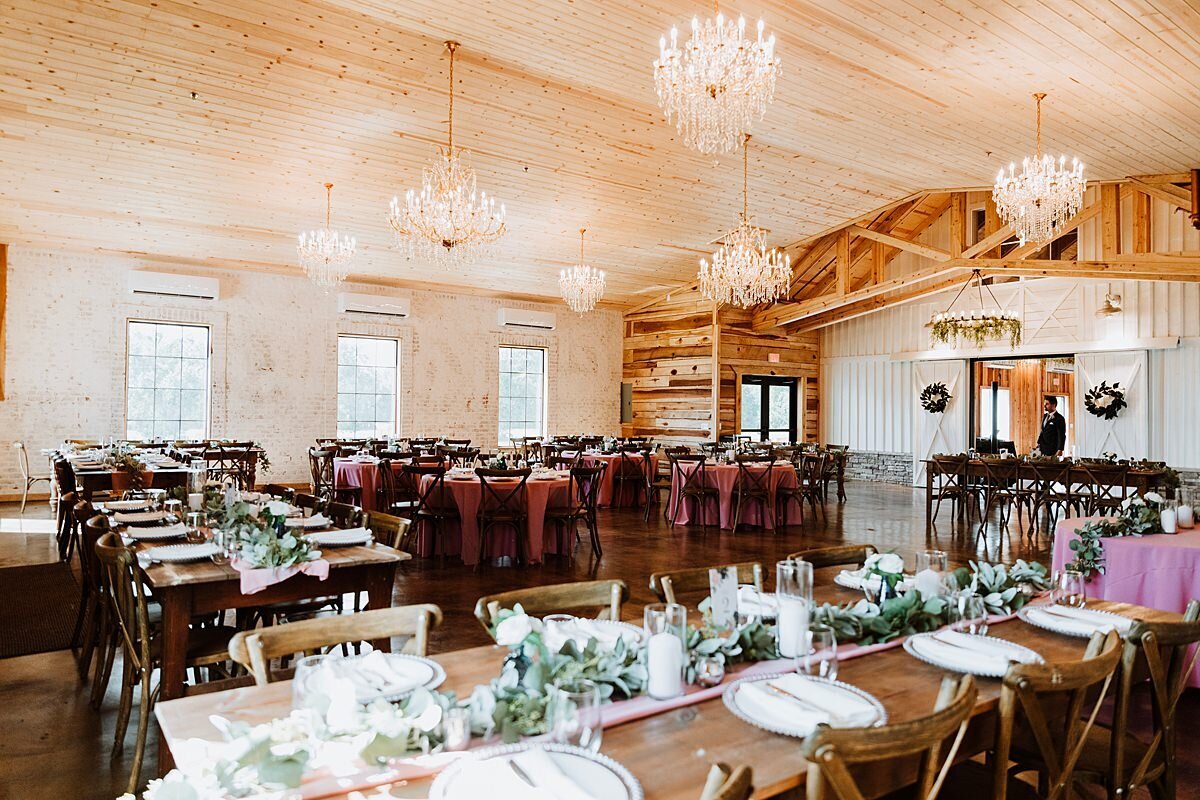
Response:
[508,758,537,788]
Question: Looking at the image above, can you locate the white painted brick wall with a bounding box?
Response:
[0,247,622,492]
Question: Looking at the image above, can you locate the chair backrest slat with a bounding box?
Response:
[474,580,628,635]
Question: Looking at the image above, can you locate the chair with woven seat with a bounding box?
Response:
[786,544,878,570]
[649,561,764,606]
[404,464,459,564]
[699,764,753,800]
[732,455,775,533]
[14,441,51,513]
[939,630,1122,800]
[670,454,718,529]
[228,604,443,685]
[475,467,531,569]
[1071,602,1200,800]
[364,510,413,552]
[545,464,605,560]
[802,674,977,800]
[95,529,236,793]
[473,579,629,636]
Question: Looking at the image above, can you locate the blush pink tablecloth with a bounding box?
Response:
[416,475,572,565]
[1052,516,1200,686]
[333,458,402,512]
[668,461,800,529]
[581,452,660,508]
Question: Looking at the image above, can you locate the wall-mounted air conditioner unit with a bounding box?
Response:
[337,292,411,319]
[128,271,220,301]
[496,308,556,331]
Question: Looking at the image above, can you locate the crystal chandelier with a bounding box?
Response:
[388,41,506,265]
[928,270,1022,349]
[297,182,356,290]
[654,2,780,155]
[559,228,606,314]
[992,93,1086,246]
[699,136,791,307]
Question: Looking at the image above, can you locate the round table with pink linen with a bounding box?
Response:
[415,473,574,566]
[667,461,800,530]
[1052,515,1200,686]
[580,452,660,508]
[333,457,402,512]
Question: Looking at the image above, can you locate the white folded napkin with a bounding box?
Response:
[1027,605,1133,636]
[910,631,1032,674]
[737,585,778,618]
[736,673,877,735]
[543,618,637,651]
[342,651,430,697]
[837,569,915,591]
[448,748,599,800]
[286,513,331,528]
[309,527,371,545]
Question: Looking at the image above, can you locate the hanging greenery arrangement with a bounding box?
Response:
[1083,381,1127,420]
[927,269,1022,349]
[919,382,952,414]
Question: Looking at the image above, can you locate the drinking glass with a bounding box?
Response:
[210,528,231,565]
[736,584,762,626]
[915,550,948,574]
[292,654,330,711]
[441,706,472,751]
[644,603,686,700]
[185,511,206,544]
[776,559,813,659]
[1054,570,1087,608]
[953,594,989,636]
[801,624,838,681]
[163,498,183,521]
[694,655,725,688]
[548,681,603,752]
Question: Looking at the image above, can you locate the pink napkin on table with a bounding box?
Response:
[231,557,330,595]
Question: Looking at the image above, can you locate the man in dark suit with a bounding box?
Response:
[1036,395,1067,456]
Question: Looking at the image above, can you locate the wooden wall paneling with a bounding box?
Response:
[1132,190,1152,253]
[1102,183,1122,259]
[0,243,6,401]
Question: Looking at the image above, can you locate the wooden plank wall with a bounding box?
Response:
[622,286,820,445]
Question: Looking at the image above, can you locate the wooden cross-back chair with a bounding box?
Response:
[308,447,337,502]
[403,464,458,565]
[786,544,878,570]
[364,510,413,553]
[942,630,1123,800]
[649,562,764,606]
[94,530,235,794]
[802,675,977,800]
[474,579,629,636]
[730,455,775,533]
[324,501,363,529]
[1023,460,1075,536]
[930,454,973,522]
[1072,601,1200,800]
[378,448,415,461]
[612,450,652,516]
[375,458,414,515]
[228,604,443,685]
[1076,462,1130,516]
[261,483,295,500]
[546,452,582,471]
[699,764,753,800]
[207,446,258,489]
[545,464,606,560]
[978,457,1029,531]
[475,467,531,568]
[56,489,79,562]
[669,453,718,529]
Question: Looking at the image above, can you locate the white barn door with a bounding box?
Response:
[1075,351,1148,459]
[912,360,967,486]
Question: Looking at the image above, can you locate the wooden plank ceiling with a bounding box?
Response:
[2,0,1199,304]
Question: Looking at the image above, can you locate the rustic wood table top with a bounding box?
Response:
[155,598,1177,800]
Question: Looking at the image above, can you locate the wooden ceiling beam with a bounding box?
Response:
[1127,177,1192,210]
[848,224,952,262]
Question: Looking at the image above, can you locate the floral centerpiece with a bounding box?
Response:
[104,444,147,492]
[862,551,905,601]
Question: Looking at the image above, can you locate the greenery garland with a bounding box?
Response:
[919,382,952,414]
[929,315,1022,349]
[1083,380,1127,420]
[1068,492,1165,580]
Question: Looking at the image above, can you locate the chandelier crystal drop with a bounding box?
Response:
[654,2,780,155]
[699,136,790,307]
[297,182,356,290]
[559,228,606,314]
[388,41,506,265]
[992,92,1086,246]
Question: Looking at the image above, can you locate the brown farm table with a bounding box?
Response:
[155,598,1178,800]
[73,467,191,499]
[922,458,1166,535]
[130,534,410,766]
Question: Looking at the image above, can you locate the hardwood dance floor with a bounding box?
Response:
[0,481,1192,800]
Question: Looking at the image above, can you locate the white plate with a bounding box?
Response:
[1018,604,1133,638]
[431,743,642,800]
[723,673,887,739]
[284,514,332,529]
[126,523,188,541]
[103,500,150,512]
[903,632,1044,677]
[142,542,218,563]
[306,529,372,547]
[322,652,446,703]
[114,510,168,525]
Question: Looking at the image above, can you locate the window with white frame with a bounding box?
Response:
[126,321,211,440]
[498,346,546,445]
[337,335,400,438]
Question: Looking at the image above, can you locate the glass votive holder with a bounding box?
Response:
[694,655,725,688]
[441,706,472,751]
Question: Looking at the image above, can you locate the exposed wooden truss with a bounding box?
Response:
[749,174,1200,332]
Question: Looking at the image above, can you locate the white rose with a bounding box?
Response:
[1145,492,1164,505]
[862,553,881,571]
[876,553,904,575]
[265,499,292,517]
[913,569,943,600]
[850,599,880,617]
[1095,395,1113,408]
[494,613,541,646]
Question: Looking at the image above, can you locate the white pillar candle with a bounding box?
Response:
[776,597,810,658]
[646,631,683,699]
[187,492,204,511]
[1161,508,1178,534]
[1178,504,1194,529]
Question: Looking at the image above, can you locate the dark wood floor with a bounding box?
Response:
[0,481,1188,800]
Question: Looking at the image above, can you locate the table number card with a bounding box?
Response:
[709,566,738,629]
